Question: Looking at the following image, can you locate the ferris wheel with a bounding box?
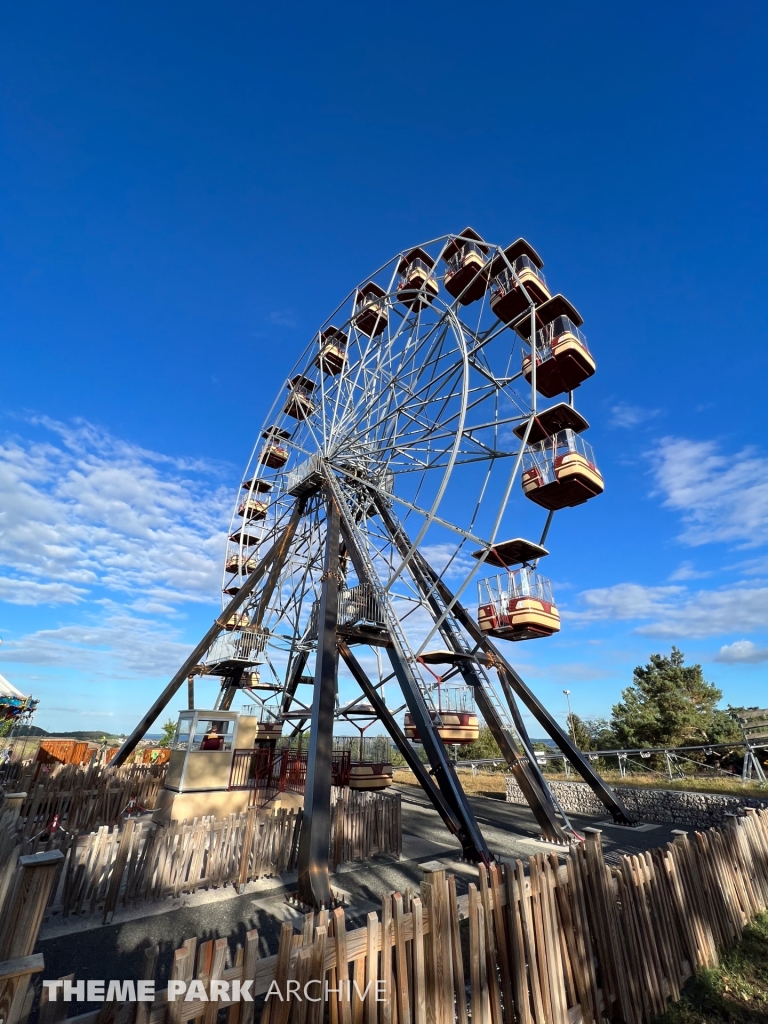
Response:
[216,232,598,690]
[114,228,634,908]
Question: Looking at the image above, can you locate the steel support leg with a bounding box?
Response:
[281,650,309,715]
[426,574,636,825]
[337,640,465,841]
[384,644,491,863]
[297,495,341,909]
[217,666,246,711]
[495,667,574,838]
[333,496,491,863]
[109,502,306,767]
[377,500,571,842]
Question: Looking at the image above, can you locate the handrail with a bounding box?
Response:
[228,748,352,794]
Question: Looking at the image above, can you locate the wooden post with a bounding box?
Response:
[468,886,490,1024]
[447,875,468,1024]
[332,908,352,1024]
[0,953,45,1024]
[392,894,411,1024]
[102,819,136,924]
[477,866,502,1024]
[365,913,379,1024]
[411,897,427,1024]
[238,806,257,893]
[380,894,393,1024]
[239,929,261,1024]
[134,945,159,1024]
[168,942,194,1024]
[38,973,73,1024]
[583,828,635,1024]
[0,850,65,960]
[0,792,27,826]
[0,846,21,922]
[202,938,228,1024]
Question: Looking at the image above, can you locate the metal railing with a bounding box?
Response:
[492,255,547,293]
[287,454,324,496]
[240,704,283,725]
[333,736,393,765]
[523,429,599,483]
[478,568,554,607]
[338,583,385,627]
[228,748,352,803]
[205,627,269,666]
[306,581,386,639]
[445,241,486,273]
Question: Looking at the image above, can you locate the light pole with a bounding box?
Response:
[562,689,575,778]
[563,690,575,745]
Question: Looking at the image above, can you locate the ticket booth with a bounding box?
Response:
[153,710,261,823]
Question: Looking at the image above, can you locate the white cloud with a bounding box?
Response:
[269,311,297,328]
[715,640,768,664]
[419,543,475,581]
[610,403,661,428]
[0,418,231,609]
[668,561,712,581]
[0,609,195,678]
[636,587,768,638]
[571,581,768,639]
[569,583,685,622]
[0,577,87,605]
[653,437,768,547]
[730,555,768,577]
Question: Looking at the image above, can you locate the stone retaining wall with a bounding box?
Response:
[505,776,768,828]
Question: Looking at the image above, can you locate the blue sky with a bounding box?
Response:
[1,1,767,735]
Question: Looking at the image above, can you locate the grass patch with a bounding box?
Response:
[654,913,768,1023]
[393,768,508,799]
[394,767,768,801]
[545,771,768,800]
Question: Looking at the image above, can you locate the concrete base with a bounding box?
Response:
[259,791,305,814]
[153,787,251,823]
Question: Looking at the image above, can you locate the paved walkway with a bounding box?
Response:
[37,785,683,1001]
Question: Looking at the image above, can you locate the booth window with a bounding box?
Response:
[191,719,233,752]
[173,718,192,750]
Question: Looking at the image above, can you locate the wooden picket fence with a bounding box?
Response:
[330,787,401,867]
[0,789,401,926]
[6,762,167,838]
[27,806,768,1024]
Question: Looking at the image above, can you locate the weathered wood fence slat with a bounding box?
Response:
[36,807,768,1024]
[2,762,168,838]
[1,789,402,925]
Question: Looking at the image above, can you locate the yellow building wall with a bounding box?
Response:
[152,787,250,823]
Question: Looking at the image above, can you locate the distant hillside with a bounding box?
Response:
[46,731,125,742]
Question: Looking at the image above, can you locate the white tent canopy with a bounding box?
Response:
[0,672,29,701]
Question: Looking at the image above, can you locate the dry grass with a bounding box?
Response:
[393,767,768,801]
[393,767,508,800]
[545,770,768,800]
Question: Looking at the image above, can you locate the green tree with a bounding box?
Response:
[565,713,598,751]
[581,716,620,750]
[457,725,502,761]
[158,718,177,748]
[611,647,739,748]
